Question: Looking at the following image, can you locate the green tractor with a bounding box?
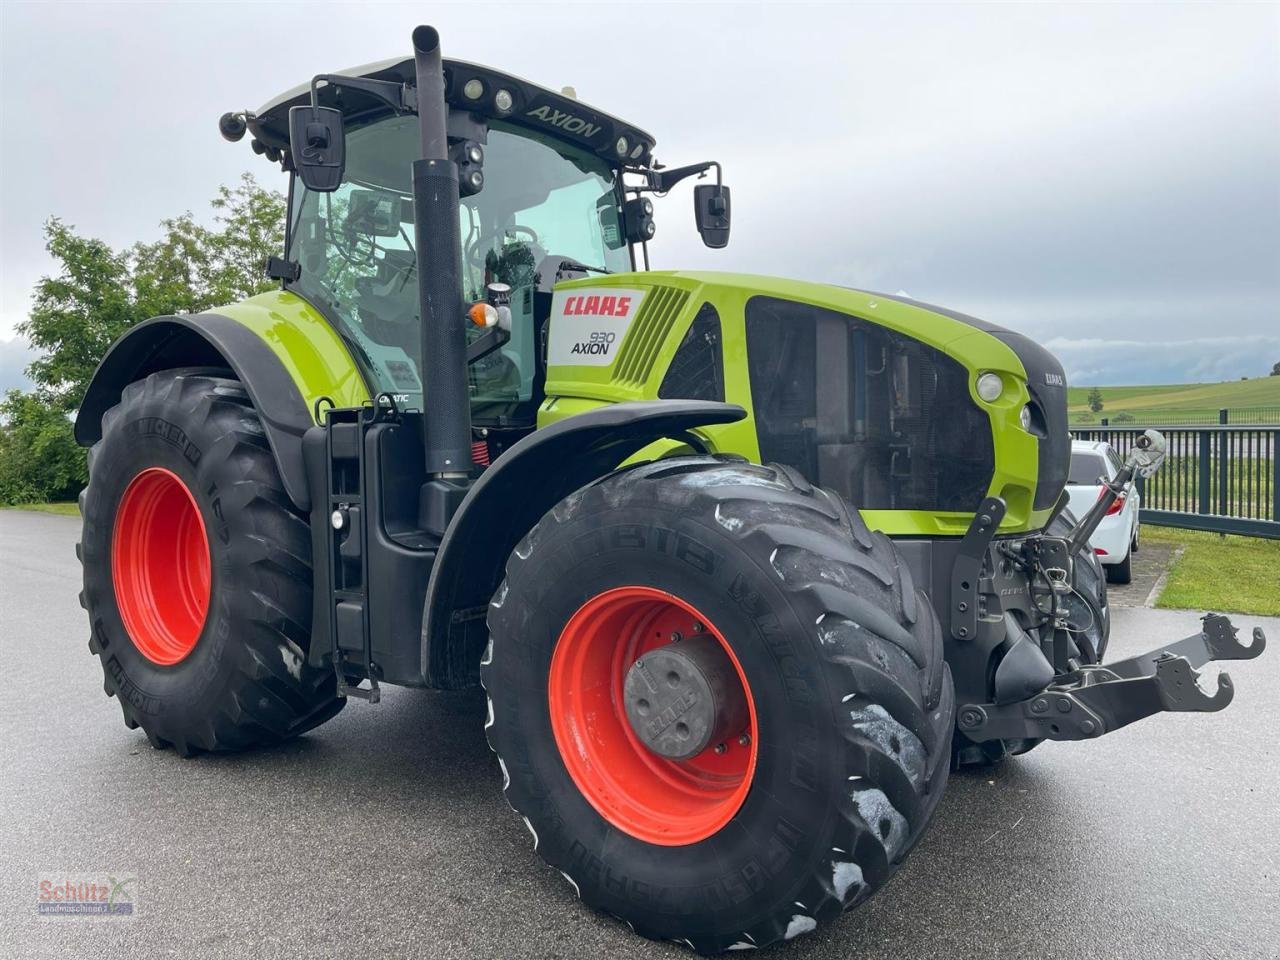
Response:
[74,25,1266,952]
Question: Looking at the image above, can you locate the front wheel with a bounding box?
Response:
[483,457,954,952]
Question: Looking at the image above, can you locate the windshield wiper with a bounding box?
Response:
[557,257,612,275]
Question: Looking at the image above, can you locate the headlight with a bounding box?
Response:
[975,372,1003,403]
[1019,404,1033,431]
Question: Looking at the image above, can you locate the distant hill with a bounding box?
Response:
[1067,378,1280,424]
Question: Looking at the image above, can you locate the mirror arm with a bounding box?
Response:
[642,160,721,194]
[309,74,412,114]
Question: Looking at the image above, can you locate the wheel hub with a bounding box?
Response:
[623,635,749,760]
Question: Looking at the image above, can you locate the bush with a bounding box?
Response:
[0,390,87,504]
[1112,411,1136,423]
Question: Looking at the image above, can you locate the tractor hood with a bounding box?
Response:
[541,271,1070,534]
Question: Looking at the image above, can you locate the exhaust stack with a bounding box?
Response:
[411,26,472,534]
[412,26,471,482]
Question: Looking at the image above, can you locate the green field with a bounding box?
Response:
[1068,378,1280,424]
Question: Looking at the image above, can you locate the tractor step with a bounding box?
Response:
[319,403,384,704]
[958,614,1266,742]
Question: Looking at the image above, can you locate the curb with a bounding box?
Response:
[1144,545,1184,608]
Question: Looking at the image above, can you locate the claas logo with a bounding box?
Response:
[561,294,633,318]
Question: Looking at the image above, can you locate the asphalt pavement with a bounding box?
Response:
[2,508,1277,960]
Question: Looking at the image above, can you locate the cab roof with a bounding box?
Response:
[249,56,657,168]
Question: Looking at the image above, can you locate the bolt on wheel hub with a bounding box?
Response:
[623,635,749,760]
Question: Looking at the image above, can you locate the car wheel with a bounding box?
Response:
[1106,544,1133,585]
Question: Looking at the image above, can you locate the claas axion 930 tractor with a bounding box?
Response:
[74,25,1266,952]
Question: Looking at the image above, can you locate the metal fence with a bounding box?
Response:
[1071,424,1280,539]
[1072,406,1280,427]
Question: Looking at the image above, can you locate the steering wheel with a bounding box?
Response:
[505,225,539,246]
[465,225,543,274]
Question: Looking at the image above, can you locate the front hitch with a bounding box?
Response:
[958,614,1267,742]
[1065,427,1168,556]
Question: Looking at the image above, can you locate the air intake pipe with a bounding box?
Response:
[411,26,472,533]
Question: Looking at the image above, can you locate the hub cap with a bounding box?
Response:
[111,467,211,666]
[548,586,757,846]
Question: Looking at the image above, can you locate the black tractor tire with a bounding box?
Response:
[1052,507,1111,663]
[954,507,1110,767]
[78,370,343,755]
[483,456,954,953]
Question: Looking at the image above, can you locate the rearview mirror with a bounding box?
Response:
[694,184,731,249]
[288,105,346,192]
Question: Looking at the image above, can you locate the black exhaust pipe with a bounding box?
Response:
[412,26,470,478]
[411,26,472,533]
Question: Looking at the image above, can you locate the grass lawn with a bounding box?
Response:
[1,501,79,516]
[1143,526,1280,617]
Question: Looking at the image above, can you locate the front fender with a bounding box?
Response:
[420,399,747,688]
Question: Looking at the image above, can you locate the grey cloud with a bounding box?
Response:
[1045,335,1280,386]
[0,337,36,395]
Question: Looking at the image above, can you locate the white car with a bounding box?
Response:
[1065,440,1141,584]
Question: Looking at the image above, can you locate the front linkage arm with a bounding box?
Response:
[958,614,1267,742]
[1066,427,1168,557]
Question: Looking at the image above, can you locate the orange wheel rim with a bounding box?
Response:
[111,467,211,666]
[548,586,758,846]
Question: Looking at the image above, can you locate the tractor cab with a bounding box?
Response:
[233,56,727,432]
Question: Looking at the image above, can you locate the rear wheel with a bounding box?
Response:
[78,370,343,755]
[483,457,954,952]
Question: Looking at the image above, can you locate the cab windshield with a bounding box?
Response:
[287,114,630,410]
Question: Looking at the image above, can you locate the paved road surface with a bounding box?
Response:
[2,509,1276,959]
[1105,540,1176,608]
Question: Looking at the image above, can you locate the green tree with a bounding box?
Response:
[1271,361,1280,377]
[1087,387,1104,413]
[18,172,285,412]
[19,222,135,413]
[0,390,86,503]
[2,174,285,504]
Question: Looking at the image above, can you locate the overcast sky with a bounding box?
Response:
[1,1,1277,390]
